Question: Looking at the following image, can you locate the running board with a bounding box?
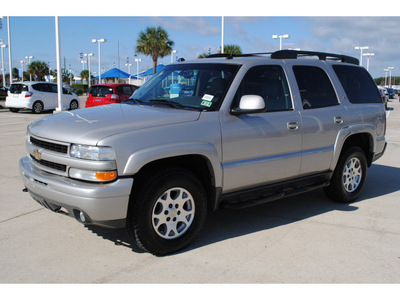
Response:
[220,173,331,210]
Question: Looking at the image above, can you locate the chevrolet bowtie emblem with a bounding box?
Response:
[32,149,42,160]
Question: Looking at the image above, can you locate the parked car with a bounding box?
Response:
[20,50,386,255]
[85,83,138,108]
[378,87,389,108]
[5,82,79,114]
[0,86,8,99]
[385,87,395,99]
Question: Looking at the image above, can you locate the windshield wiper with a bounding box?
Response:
[149,99,184,109]
[124,98,144,105]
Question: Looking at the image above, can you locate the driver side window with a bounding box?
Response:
[234,65,292,112]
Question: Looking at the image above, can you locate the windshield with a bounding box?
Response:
[129,63,239,111]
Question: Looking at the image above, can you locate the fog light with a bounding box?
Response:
[79,211,86,223]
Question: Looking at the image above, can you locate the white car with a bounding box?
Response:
[5,81,80,114]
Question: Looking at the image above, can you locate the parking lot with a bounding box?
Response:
[1,96,400,284]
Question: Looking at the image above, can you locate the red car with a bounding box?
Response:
[85,83,138,108]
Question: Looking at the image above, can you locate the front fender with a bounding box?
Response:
[123,141,223,188]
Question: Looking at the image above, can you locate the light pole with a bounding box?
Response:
[355,46,369,67]
[362,53,374,71]
[25,55,34,81]
[272,34,290,50]
[92,38,106,83]
[171,50,177,63]
[384,69,389,86]
[126,63,132,84]
[388,67,394,88]
[20,60,26,81]
[0,43,7,87]
[84,53,94,87]
[135,58,141,86]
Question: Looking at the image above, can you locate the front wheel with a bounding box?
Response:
[324,146,367,203]
[127,168,207,256]
[69,100,79,110]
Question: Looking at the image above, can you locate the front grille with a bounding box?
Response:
[30,155,67,172]
[30,136,68,154]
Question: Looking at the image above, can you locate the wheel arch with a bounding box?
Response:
[129,154,221,213]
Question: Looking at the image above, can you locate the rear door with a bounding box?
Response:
[290,63,349,175]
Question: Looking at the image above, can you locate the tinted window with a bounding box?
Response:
[293,66,339,109]
[89,86,114,97]
[333,65,381,104]
[117,85,136,95]
[32,84,45,92]
[9,84,28,94]
[234,65,292,112]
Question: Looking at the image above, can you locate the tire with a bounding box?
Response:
[324,146,367,203]
[9,108,20,113]
[32,101,44,114]
[69,100,79,110]
[127,168,207,256]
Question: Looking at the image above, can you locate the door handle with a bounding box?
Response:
[287,121,299,131]
[334,116,344,124]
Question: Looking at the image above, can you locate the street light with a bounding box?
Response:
[384,69,389,86]
[84,53,94,87]
[362,53,374,71]
[20,60,26,81]
[25,55,34,81]
[355,46,369,66]
[0,43,7,87]
[171,49,177,63]
[135,58,141,86]
[126,63,132,84]
[388,67,394,88]
[92,38,106,83]
[272,34,290,50]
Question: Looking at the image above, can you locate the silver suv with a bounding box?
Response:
[19,50,386,255]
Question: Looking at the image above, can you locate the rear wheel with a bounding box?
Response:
[324,146,367,203]
[127,168,207,256]
[32,101,44,114]
[69,100,79,110]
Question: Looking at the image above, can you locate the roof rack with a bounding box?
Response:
[206,52,272,59]
[271,50,359,65]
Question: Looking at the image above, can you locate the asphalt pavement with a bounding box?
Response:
[1,96,400,286]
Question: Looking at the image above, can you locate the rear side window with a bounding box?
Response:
[293,66,339,109]
[117,85,136,95]
[9,84,28,94]
[333,65,381,104]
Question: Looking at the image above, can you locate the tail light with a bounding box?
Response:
[25,92,33,98]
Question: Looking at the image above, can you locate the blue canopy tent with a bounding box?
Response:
[130,65,165,83]
[94,68,130,79]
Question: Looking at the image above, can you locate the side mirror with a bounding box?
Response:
[231,95,265,115]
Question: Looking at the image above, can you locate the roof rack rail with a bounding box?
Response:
[207,52,272,59]
[271,50,359,65]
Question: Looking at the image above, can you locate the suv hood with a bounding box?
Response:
[28,104,201,145]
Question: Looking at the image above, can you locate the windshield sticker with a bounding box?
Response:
[202,94,214,101]
[201,100,212,107]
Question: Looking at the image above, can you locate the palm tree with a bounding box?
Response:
[28,61,49,81]
[220,44,242,55]
[136,26,174,75]
[80,70,89,84]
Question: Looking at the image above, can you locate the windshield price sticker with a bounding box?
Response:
[202,94,214,101]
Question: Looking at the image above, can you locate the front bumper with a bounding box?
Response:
[20,156,133,228]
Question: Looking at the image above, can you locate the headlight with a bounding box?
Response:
[70,144,115,161]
